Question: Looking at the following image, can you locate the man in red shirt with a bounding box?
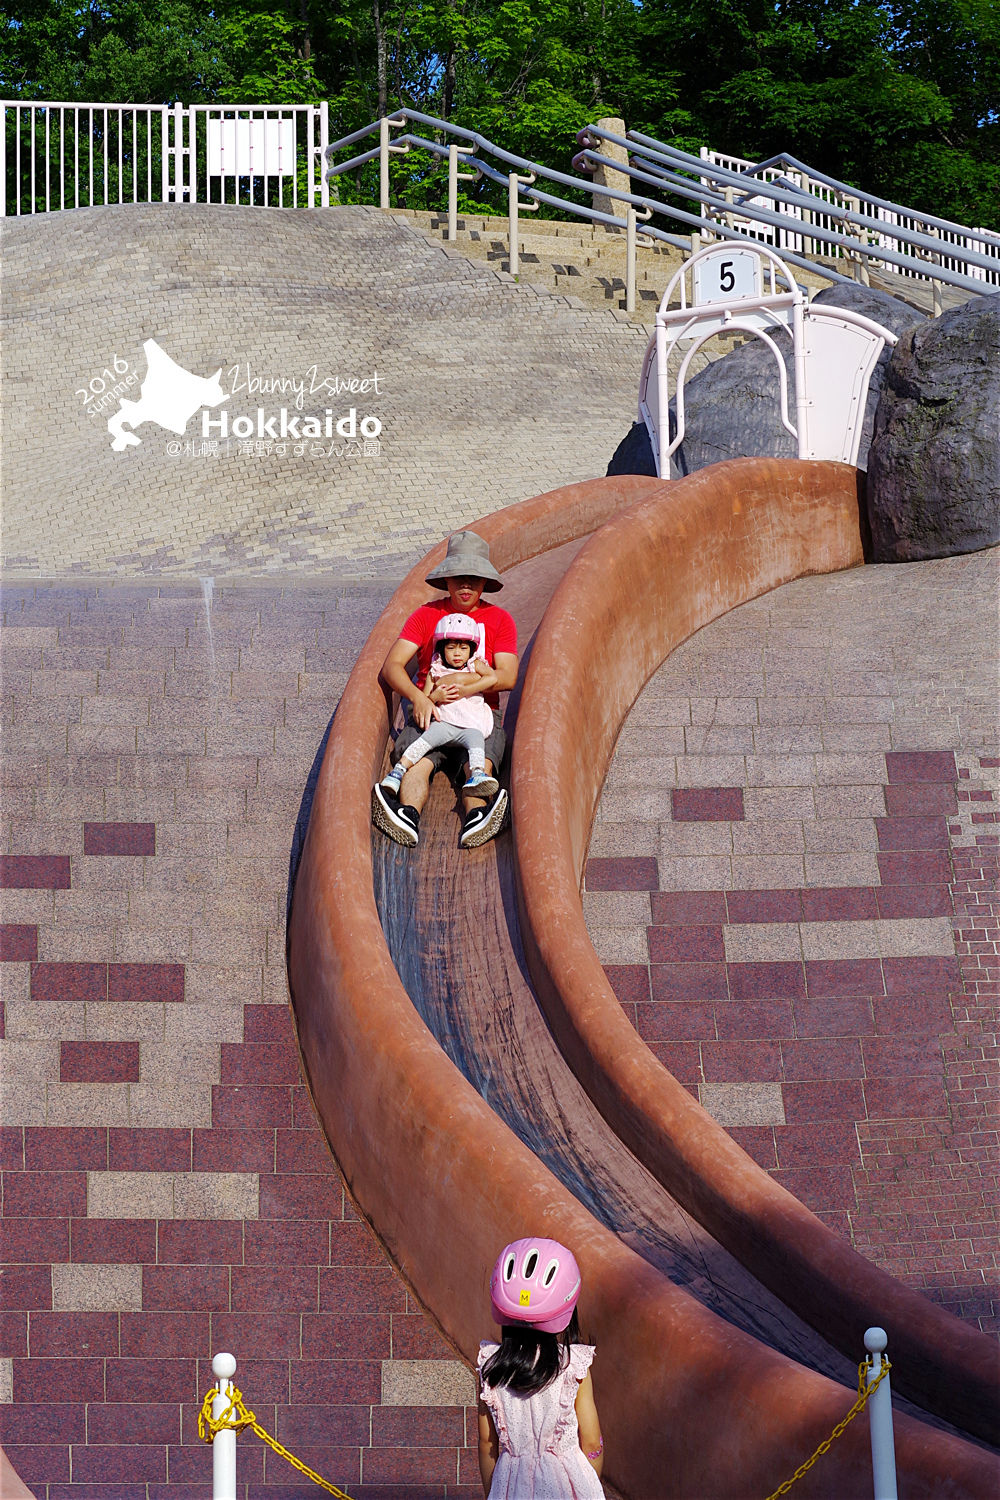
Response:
[374,532,518,848]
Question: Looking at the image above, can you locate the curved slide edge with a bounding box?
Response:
[288,472,997,1498]
[0,1448,36,1499]
[513,456,999,1445]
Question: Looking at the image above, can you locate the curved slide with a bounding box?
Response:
[287,460,998,1499]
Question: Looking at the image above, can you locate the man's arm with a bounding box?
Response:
[380,638,438,731]
[492,650,518,693]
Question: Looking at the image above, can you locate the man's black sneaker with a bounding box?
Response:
[372,784,420,847]
[459,787,509,848]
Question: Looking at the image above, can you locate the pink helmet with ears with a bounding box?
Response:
[432,612,481,650]
[490,1238,581,1334]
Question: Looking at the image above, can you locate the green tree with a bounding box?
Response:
[3,0,996,228]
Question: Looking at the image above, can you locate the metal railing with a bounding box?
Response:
[578,124,999,304]
[696,145,1000,308]
[2,101,330,214]
[324,110,997,314]
[7,96,996,315]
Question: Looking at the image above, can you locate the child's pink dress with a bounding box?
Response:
[478,1341,604,1498]
[428,657,493,734]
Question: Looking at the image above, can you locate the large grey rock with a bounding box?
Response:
[607,282,924,479]
[866,296,1000,561]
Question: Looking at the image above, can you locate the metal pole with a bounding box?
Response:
[211,1351,238,1500]
[379,116,389,210]
[655,318,670,478]
[626,205,636,314]
[791,293,808,459]
[187,105,197,204]
[448,142,459,241]
[864,1328,898,1500]
[319,101,330,208]
[508,171,519,277]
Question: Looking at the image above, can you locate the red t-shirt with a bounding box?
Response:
[399,600,518,709]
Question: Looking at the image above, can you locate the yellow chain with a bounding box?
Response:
[763,1357,892,1500]
[198,1384,354,1499]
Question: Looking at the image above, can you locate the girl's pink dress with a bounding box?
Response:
[478,1341,604,1499]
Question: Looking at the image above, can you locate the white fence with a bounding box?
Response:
[700,146,1000,288]
[1,101,329,215]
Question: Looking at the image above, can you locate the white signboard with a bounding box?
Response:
[207,117,295,177]
[692,247,761,305]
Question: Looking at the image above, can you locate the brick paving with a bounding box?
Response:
[2,204,649,580]
[0,579,480,1497]
[583,548,1000,1335]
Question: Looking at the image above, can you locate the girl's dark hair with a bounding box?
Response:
[481,1311,581,1395]
[435,637,471,660]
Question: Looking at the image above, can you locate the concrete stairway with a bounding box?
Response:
[391,208,687,319]
[392,208,834,321]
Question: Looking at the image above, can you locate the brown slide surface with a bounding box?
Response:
[288,462,998,1498]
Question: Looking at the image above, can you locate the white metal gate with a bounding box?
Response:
[1,101,329,216]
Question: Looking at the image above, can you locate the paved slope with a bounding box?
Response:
[2,204,647,578]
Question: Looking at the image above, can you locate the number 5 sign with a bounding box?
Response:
[692,247,761,305]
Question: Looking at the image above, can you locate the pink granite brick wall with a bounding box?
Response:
[587,751,999,1331]
[0,582,478,1498]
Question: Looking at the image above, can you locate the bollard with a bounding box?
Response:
[864,1328,898,1500]
[211,1351,238,1500]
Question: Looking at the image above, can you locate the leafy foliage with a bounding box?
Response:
[2,0,996,227]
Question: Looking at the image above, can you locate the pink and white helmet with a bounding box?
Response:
[432,612,480,649]
[490,1238,581,1333]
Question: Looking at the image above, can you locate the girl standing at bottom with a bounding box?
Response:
[478,1238,604,1499]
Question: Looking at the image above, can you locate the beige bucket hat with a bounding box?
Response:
[425,530,503,592]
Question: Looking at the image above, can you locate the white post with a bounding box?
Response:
[448,142,459,241]
[1,106,6,218]
[655,318,670,478]
[379,116,389,210]
[791,294,809,459]
[186,105,197,204]
[864,1328,898,1500]
[211,1351,238,1500]
[626,205,636,314]
[161,104,170,203]
[508,170,519,277]
[319,101,330,208]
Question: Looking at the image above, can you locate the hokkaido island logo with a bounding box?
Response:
[107,339,227,451]
[82,338,383,459]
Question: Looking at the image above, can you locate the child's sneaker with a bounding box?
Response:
[379,764,405,796]
[463,769,499,799]
[372,784,420,847]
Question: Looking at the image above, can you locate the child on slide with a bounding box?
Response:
[379,613,500,802]
[478,1238,605,1498]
